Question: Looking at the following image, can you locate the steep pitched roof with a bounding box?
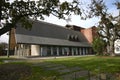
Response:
[15,20,91,47]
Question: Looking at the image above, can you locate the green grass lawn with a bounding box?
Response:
[0,56,120,80]
[46,56,120,73]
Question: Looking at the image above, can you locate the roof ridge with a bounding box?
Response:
[33,20,82,32]
[34,19,65,28]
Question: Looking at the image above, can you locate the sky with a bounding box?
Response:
[0,0,120,43]
[43,0,119,28]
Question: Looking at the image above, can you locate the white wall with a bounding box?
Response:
[31,45,40,56]
[114,39,120,54]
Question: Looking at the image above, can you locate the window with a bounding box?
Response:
[67,34,79,41]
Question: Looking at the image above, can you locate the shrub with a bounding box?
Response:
[92,37,106,55]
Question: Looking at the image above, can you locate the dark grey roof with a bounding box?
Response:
[16,34,91,47]
[16,20,91,47]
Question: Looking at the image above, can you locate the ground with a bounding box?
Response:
[0,55,120,80]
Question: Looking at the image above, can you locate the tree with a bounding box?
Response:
[89,0,120,56]
[0,0,81,35]
[92,37,106,55]
[0,42,8,55]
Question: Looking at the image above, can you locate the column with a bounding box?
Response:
[76,48,78,55]
[83,48,85,55]
[62,47,64,55]
[19,44,22,56]
[79,48,81,55]
[72,48,74,56]
[82,48,85,55]
[23,45,25,56]
[19,45,22,56]
[40,47,43,56]
[21,44,23,56]
[14,47,17,56]
[57,47,59,56]
[67,48,69,56]
[51,47,53,56]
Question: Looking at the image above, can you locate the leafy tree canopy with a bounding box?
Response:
[89,0,120,55]
[0,0,81,35]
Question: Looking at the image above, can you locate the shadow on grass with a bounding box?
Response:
[0,63,31,80]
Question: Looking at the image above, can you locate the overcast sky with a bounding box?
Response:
[0,0,120,43]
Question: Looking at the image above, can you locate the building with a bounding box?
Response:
[65,25,97,44]
[114,39,120,54]
[80,26,97,44]
[10,20,93,57]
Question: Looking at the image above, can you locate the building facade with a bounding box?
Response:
[65,25,97,44]
[114,39,120,54]
[10,20,93,57]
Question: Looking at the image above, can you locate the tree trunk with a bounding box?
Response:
[109,40,115,56]
[106,44,110,54]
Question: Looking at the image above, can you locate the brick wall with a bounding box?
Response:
[81,28,93,43]
[80,26,97,44]
[9,28,16,50]
[65,25,97,44]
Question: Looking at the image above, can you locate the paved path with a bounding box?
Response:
[2,55,95,80]
[11,55,94,60]
[32,62,90,80]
